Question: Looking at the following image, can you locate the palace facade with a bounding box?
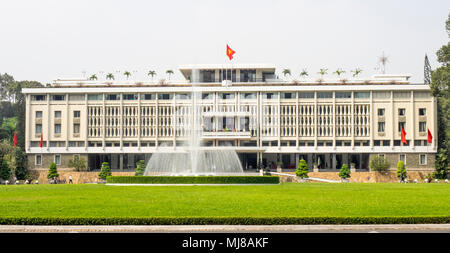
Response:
[22,64,437,173]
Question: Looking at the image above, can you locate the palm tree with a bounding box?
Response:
[318,68,328,78]
[282,69,291,79]
[333,69,346,78]
[89,74,97,80]
[166,70,174,80]
[300,69,308,79]
[351,68,362,78]
[106,73,114,80]
[124,71,131,80]
[148,70,156,82]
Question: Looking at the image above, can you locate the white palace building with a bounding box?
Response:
[22,64,437,173]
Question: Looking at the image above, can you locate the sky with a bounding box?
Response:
[0,0,449,84]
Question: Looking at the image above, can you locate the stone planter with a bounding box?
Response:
[313,164,318,172]
[340,178,350,183]
[350,164,356,173]
[276,165,282,173]
[297,177,307,183]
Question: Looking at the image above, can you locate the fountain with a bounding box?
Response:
[144,68,244,176]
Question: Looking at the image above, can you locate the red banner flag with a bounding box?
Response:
[226,44,235,60]
[40,132,43,147]
[401,127,407,144]
[13,130,17,148]
[427,129,433,143]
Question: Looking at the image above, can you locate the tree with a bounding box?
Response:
[369,155,390,173]
[430,13,450,179]
[124,71,131,80]
[68,157,87,171]
[318,68,328,78]
[339,164,351,179]
[135,160,146,176]
[106,73,115,80]
[98,162,112,180]
[0,157,10,181]
[282,69,291,78]
[47,162,59,179]
[89,74,98,81]
[296,159,309,178]
[333,69,346,79]
[13,148,28,180]
[396,160,407,181]
[166,70,174,80]
[300,69,308,79]
[351,68,362,78]
[148,70,156,82]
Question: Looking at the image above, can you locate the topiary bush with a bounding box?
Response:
[397,160,407,181]
[135,160,146,176]
[339,164,351,179]
[98,162,112,180]
[296,159,309,178]
[369,155,390,173]
[47,162,59,179]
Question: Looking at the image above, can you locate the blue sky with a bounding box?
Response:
[0,0,448,83]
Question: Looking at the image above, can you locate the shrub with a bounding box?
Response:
[369,156,390,173]
[68,157,87,172]
[396,161,407,180]
[13,148,28,180]
[296,159,309,178]
[106,176,280,184]
[98,162,112,180]
[0,158,11,181]
[339,164,351,179]
[47,162,59,179]
[135,160,146,176]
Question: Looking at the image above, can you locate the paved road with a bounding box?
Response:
[1,224,449,233]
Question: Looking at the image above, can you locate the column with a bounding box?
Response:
[370,91,374,148]
[390,91,394,149]
[410,90,415,149]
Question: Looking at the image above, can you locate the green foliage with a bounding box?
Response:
[107,176,280,184]
[369,156,390,172]
[68,157,87,171]
[98,162,112,180]
[134,160,146,176]
[0,158,11,180]
[13,148,28,180]
[396,161,407,180]
[339,164,351,179]
[47,162,59,179]
[296,159,309,178]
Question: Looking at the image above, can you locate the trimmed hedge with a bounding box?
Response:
[0,216,449,225]
[106,176,280,184]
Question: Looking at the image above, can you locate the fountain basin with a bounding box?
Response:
[106,176,280,185]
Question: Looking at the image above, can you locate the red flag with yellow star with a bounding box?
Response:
[226,44,235,60]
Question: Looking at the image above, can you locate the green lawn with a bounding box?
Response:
[0,183,449,224]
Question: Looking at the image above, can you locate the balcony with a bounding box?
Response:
[202,130,252,139]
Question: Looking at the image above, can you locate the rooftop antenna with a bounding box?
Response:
[424,54,431,85]
[378,52,389,74]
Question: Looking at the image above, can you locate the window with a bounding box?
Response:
[419,122,426,132]
[354,92,370,99]
[374,140,381,146]
[87,94,102,101]
[383,140,390,146]
[219,93,235,100]
[36,111,42,118]
[55,155,61,165]
[394,91,410,99]
[202,93,213,100]
[262,93,277,100]
[378,122,385,132]
[398,122,406,132]
[31,95,46,101]
[419,154,427,165]
[73,123,80,134]
[335,92,352,99]
[175,93,191,100]
[36,155,42,165]
[141,94,155,100]
[158,94,173,100]
[54,111,61,118]
[51,95,65,101]
[69,94,85,101]
[74,111,80,118]
[105,94,120,100]
[123,94,138,100]
[419,108,426,116]
[317,92,333,99]
[35,124,42,134]
[398,108,405,116]
[281,92,296,99]
[414,140,423,146]
[299,92,314,99]
[377,108,385,116]
[54,124,61,134]
[399,154,406,164]
[240,93,256,99]
[373,92,390,99]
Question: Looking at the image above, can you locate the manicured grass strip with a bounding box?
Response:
[106,176,280,184]
[0,216,449,225]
